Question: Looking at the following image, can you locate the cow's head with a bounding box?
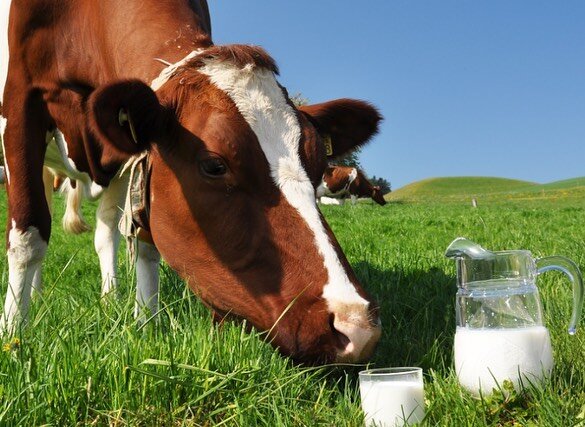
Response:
[86,45,382,364]
[371,186,387,206]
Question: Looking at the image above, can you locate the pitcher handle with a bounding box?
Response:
[536,256,584,335]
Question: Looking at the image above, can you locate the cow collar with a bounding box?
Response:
[119,49,214,245]
[119,152,154,246]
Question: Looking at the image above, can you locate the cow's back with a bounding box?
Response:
[1,0,213,109]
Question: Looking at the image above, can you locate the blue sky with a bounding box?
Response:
[209,2,585,189]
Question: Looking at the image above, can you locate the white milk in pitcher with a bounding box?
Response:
[360,380,425,426]
[454,326,553,395]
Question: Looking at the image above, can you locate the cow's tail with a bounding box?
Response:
[61,178,92,234]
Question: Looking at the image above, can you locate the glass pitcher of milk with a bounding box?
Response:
[445,238,584,396]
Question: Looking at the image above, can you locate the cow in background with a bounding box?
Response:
[317,166,387,205]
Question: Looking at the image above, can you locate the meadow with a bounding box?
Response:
[387,176,585,204]
[0,180,584,426]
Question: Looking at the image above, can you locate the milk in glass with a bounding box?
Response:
[359,368,424,427]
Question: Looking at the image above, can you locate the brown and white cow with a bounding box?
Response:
[317,166,387,206]
[0,0,383,364]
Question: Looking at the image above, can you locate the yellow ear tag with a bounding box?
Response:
[323,134,333,156]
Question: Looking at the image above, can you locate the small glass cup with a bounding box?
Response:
[358,367,425,427]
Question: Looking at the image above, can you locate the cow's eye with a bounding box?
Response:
[200,157,227,178]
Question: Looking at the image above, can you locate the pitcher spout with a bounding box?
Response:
[445,237,495,260]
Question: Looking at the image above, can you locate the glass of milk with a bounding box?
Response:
[358,367,425,426]
[445,238,584,396]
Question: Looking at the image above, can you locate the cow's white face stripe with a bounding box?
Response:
[197,58,368,310]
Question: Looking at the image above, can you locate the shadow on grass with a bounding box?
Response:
[157,259,459,395]
[354,262,457,372]
[159,259,458,373]
[326,263,458,399]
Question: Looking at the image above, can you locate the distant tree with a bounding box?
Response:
[290,93,309,107]
[332,149,362,169]
[369,175,392,194]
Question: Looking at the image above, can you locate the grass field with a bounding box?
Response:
[0,185,584,425]
[388,176,585,203]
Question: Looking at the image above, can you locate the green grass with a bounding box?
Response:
[388,176,585,203]
[1,191,585,425]
[388,177,535,200]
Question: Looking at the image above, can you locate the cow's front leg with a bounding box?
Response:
[134,240,160,321]
[94,175,128,297]
[2,225,48,335]
[1,91,52,334]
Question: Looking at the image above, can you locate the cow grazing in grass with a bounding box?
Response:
[0,0,383,364]
[317,166,387,206]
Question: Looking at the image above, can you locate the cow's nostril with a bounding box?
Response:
[330,311,382,362]
[330,314,351,350]
[370,315,382,329]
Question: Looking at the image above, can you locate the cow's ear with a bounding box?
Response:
[87,80,167,156]
[299,99,382,158]
[84,80,173,185]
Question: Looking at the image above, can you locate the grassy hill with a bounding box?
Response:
[533,177,585,191]
[387,176,585,203]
